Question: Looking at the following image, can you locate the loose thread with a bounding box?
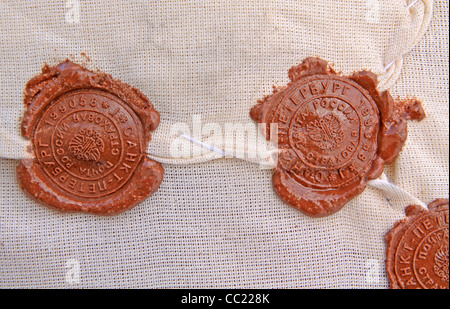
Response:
[383,60,396,71]
[407,0,419,10]
[180,134,226,156]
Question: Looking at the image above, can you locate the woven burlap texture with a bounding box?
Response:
[1,0,447,288]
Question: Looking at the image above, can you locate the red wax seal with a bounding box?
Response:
[385,199,449,289]
[17,60,164,215]
[250,57,425,217]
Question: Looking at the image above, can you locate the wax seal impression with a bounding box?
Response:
[250,57,425,217]
[17,60,164,215]
[385,199,449,289]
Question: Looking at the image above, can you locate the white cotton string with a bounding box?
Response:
[366,0,438,214]
[368,173,428,209]
[176,134,279,169]
[382,0,424,73]
[379,0,432,91]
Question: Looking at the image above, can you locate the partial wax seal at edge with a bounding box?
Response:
[385,198,449,289]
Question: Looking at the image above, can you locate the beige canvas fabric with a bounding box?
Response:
[0,0,447,288]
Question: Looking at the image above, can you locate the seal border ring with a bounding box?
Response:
[33,88,145,199]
